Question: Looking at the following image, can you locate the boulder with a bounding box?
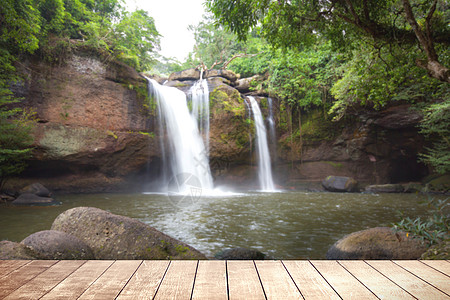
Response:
[11,193,60,206]
[21,230,95,260]
[51,207,207,260]
[365,184,404,193]
[322,176,358,192]
[233,75,261,93]
[20,183,51,197]
[168,68,200,81]
[0,240,38,259]
[205,69,238,82]
[215,247,267,260]
[326,227,427,259]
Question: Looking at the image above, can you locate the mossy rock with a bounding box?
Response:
[326,227,427,259]
[51,207,206,260]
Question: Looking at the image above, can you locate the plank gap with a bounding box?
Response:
[253,260,268,300]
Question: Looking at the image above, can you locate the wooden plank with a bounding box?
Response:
[310,260,377,299]
[3,260,86,300]
[78,260,142,299]
[117,260,170,299]
[255,260,303,300]
[366,260,448,299]
[394,260,450,295]
[191,261,227,300]
[338,260,414,299]
[421,260,450,276]
[154,260,198,300]
[40,260,114,299]
[282,260,340,299]
[0,260,57,298]
[227,260,265,300]
[0,260,30,278]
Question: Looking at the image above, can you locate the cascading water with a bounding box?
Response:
[267,97,277,159]
[189,71,210,152]
[248,96,275,191]
[147,78,214,192]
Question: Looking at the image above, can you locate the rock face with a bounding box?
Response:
[51,207,206,260]
[21,230,94,259]
[326,227,428,259]
[11,51,158,192]
[0,241,38,259]
[322,176,358,192]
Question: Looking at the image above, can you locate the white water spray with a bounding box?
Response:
[147,78,213,192]
[248,96,275,191]
[189,72,210,153]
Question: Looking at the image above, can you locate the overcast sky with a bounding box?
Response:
[125,0,206,61]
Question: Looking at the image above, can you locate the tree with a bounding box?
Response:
[0,0,40,190]
[206,0,449,83]
[113,9,160,71]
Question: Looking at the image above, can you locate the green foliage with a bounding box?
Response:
[419,101,450,174]
[112,9,160,71]
[392,197,449,246]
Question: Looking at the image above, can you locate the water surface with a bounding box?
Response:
[0,191,432,259]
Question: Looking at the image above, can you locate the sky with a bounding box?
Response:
[125,0,206,61]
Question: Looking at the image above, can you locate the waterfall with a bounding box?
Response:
[147,78,213,192]
[248,96,275,191]
[189,73,210,153]
[267,97,277,158]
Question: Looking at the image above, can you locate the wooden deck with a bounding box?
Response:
[0,260,449,299]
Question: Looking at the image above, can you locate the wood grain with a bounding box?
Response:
[191,260,228,300]
[4,260,86,300]
[227,260,265,300]
[0,260,57,298]
[40,260,114,299]
[366,260,448,299]
[283,260,340,299]
[310,260,378,299]
[255,260,303,299]
[154,260,198,300]
[338,260,414,299]
[117,260,170,299]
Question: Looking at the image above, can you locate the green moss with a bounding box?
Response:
[325,161,343,168]
[175,244,189,254]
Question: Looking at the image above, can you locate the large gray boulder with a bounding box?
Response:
[205,69,238,82]
[12,193,60,206]
[322,176,358,192]
[0,240,38,259]
[168,68,200,81]
[21,230,95,260]
[51,207,206,260]
[20,183,51,197]
[326,227,427,259]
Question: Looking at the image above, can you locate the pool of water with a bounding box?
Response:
[0,191,434,259]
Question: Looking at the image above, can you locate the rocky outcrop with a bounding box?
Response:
[326,227,427,259]
[51,207,207,260]
[10,51,158,192]
[322,176,358,192]
[21,230,94,259]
